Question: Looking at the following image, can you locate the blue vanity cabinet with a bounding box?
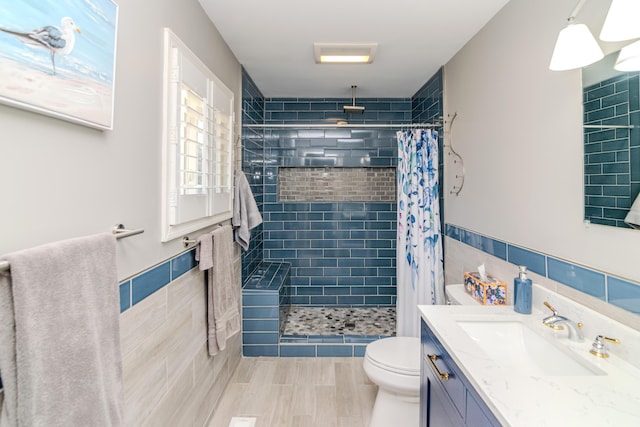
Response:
[420,319,502,427]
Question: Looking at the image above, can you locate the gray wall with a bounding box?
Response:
[0,0,244,423]
[0,0,242,280]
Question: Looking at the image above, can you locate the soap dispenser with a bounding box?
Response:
[514,266,532,314]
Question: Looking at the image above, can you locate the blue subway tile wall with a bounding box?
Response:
[583,72,640,228]
[237,69,445,356]
[263,200,397,308]
[412,68,445,233]
[445,224,640,315]
[119,248,197,313]
[261,96,409,307]
[241,67,265,280]
[265,98,411,125]
[412,68,443,126]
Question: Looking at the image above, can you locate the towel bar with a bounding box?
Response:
[182,225,225,248]
[111,224,145,239]
[0,225,145,272]
[182,237,197,247]
[182,224,228,248]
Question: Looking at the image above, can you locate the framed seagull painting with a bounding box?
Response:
[0,0,118,130]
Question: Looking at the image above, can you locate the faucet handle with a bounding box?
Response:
[589,335,621,358]
[543,301,558,315]
[542,301,564,330]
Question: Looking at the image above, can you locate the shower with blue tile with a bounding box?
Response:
[240,67,444,357]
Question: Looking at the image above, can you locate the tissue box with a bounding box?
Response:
[463,272,507,305]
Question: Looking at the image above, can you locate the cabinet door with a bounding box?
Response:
[465,387,502,426]
[422,356,463,427]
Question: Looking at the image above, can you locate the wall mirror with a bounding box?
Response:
[582,51,639,229]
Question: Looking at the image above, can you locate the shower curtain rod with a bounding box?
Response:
[243,122,441,129]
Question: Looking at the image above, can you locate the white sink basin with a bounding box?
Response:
[457,321,604,376]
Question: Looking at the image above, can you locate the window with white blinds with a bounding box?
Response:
[161,28,234,242]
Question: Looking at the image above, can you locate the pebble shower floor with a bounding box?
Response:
[282,307,396,336]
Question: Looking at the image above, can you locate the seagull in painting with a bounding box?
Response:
[0,17,81,75]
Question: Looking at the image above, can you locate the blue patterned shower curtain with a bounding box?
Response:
[396,129,444,337]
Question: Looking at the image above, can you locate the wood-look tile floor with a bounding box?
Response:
[207,357,377,427]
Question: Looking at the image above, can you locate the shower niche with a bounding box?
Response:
[278,167,396,202]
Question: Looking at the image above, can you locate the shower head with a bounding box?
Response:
[343,105,365,114]
[343,85,365,114]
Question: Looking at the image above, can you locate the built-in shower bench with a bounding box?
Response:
[241,261,391,357]
[241,261,291,356]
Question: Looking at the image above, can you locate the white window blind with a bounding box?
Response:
[161,29,234,242]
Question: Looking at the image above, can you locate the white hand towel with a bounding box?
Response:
[207,225,240,355]
[0,233,124,427]
[232,170,263,251]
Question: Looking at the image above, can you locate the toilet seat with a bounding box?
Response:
[364,336,420,376]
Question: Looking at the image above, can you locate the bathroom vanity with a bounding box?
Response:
[420,320,500,426]
[418,287,640,426]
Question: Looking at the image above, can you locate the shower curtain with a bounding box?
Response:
[396,129,444,337]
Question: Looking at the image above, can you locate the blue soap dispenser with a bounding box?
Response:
[514,266,532,314]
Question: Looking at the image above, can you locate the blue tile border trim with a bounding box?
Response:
[119,248,198,313]
[607,276,640,314]
[246,335,385,358]
[119,280,131,313]
[131,263,171,305]
[445,223,640,315]
[242,332,388,357]
[547,258,606,300]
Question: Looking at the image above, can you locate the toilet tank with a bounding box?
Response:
[446,284,481,306]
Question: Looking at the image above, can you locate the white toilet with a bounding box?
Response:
[363,285,473,427]
[363,336,421,427]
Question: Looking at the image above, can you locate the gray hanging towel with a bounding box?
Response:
[206,225,240,355]
[0,233,124,426]
[232,170,263,250]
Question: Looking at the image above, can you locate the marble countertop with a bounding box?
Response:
[419,293,640,426]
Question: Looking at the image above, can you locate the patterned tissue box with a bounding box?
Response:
[463,272,507,305]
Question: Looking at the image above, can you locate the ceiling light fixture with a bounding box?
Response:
[313,43,377,64]
[600,0,640,41]
[549,0,603,71]
[550,0,640,72]
[615,40,640,71]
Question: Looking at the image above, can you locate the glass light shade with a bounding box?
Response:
[614,40,640,71]
[624,194,640,229]
[600,0,640,41]
[549,23,604,71]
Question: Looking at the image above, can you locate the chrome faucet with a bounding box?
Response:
[542,301,584,342]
